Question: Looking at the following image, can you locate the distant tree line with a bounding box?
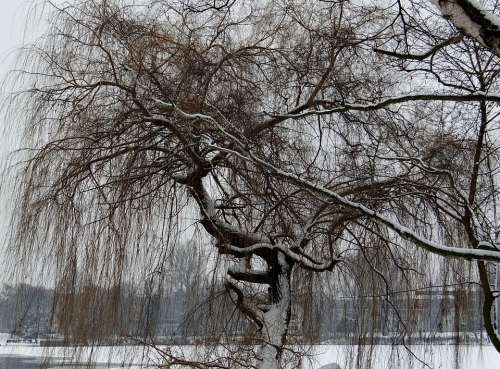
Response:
[0,283,54,338]
[0,279,488,345]
[1,239,491,345]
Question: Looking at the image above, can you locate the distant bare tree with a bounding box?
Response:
[5,0,500,368]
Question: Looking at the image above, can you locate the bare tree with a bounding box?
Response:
[374,0,500,354]
[5,0,500,368]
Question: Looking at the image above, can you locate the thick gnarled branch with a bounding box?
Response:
[431,0,500,56]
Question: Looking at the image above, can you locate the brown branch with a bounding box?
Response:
[374,35,463,61]
[227,269,272,285]
[251,92,500,133]
[225,278,264,331]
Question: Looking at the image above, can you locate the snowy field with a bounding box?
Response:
[0,340,499,369]
[309,344,499,369]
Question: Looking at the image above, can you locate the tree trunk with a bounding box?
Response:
[258,251,292,369]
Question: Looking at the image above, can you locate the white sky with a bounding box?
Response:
[0,0,40,282]
[0,1,35,86]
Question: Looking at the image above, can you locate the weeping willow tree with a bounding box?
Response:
[4,0,500,368]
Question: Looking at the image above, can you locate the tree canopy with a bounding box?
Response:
[5,0,500,368]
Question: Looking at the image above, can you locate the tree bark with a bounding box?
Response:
[258,251,292,369]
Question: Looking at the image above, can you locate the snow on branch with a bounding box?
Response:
[264,92,500,122]
[431,0,500,56]
[227,268,272,284]
[168,97,500,262]
[210,144,500,263]
[222,242,342,272]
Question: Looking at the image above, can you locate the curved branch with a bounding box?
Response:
[255,92,500,131]
[210,144,500,262]
[227,269,272,285]
[374,35,464,60]
[225,277,264,330]
[221,242,341,272]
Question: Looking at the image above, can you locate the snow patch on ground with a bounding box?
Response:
[309,344,500,369]
[0,344,499,368]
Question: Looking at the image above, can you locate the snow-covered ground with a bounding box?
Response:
[309,344,499,369]
[0,343,498,368]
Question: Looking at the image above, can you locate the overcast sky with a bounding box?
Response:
[0,0,39,281]
[0,1,33,79]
